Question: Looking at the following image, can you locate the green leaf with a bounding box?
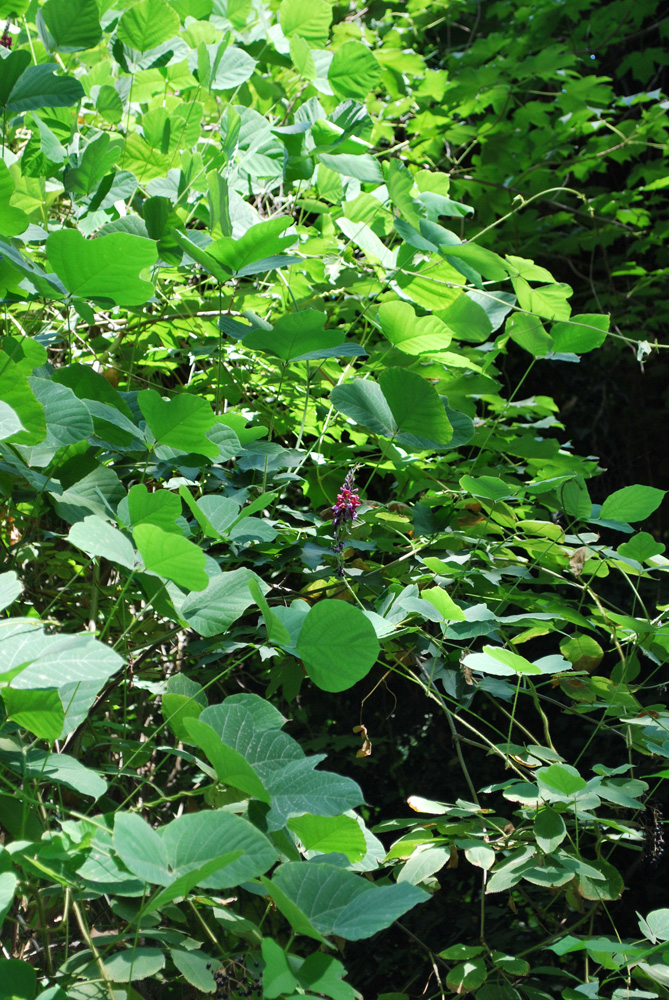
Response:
[0,50,30,110]
[0,871,17,930]
[576,858,623,901]
[639,909,669,943]
[506,312,553,356]
[113,809,277,887]
[512,277,572,321]
[377,300,452,355]
[534,806,566,853]
[0,353,45,446]
[193,44,257,91]
[551,313,609,353]
[100,948,165,982]
[162,674,206,742]
[600,485,665,523]
[28,377,93,448]
[420,587,466,622]
[459,475,517,502]
[618,531,665,561]
[249,577,292,646]
[262,939,300,1000]
[446,958,488,993]
[260,874,327,943]
[0,162,28,237]
[463,647,541,677]
[3,62,84,113]
[180,568,264,636]
[297,601,379,692]
[207,217,297,276]
[0,571,22,612]
[0,744,106,799]
[185,716,270,799]
[122,483,182,534]
[2,622,124,690]
[559,633,603,672]
[2,686,64,741]
[279,0,332,47]
[170,948,217,993]
[134,523,208,591]
[537,764,586,796]
[243,309,362,362]
[387,160,423,230]
[0,400,23,441]
[270,862,428,940]
[328,41,381,101]
[185,694,363,829]
[96,83,123,124]
[138,388,218,458]
[117,0,180,51]
[38,0,102,53]
[287,814,366,862]
[46,230,157,306]
[397,845,451,885]
[331,368,452,451]
[0,959,36,1000]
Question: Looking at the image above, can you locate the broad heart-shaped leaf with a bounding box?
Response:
[297,601,380,692]
[0,401,23,441]
[0,355,45,447]
[551,313,609,353]
[279,0,332,47]
[331,367,452,451]
[46,230,157,306]
[185,716,270,801]
[0,572,22,612]
[193,43,257,92]
[68,516,136,570]
[119,483,182,534]
[28,377,93,449]
[1,687,64,742]
[600,484,665,523]
[185,694,363,830]
[242,309,363,363]
[180,567,265,636]
[207,218,297,276]
[0,958,35,1000]
[287,814,366,862]
[0,871,17,928]
[1,62,84,113]
[0,49,30,109]
[262,939,300,999]
[0,744,106,799]
[137,389,218,458]
[465,646,569,678]
[117,0,180,51]
[134,524,208,591]
[377,300,453,355]
[268,862,428,940]
[328,40,381,101]
[534,806,567,854]
[113,809,277,888]
[161,673,207,743]
[38,0,102,53]
[1,621,124,690]
[0,162,28,237]
[172,231,231,283]
[512,276,572,321]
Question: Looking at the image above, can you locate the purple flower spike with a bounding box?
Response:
[331,467,362,575]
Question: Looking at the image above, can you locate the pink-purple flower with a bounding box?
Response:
[331,467,362,573]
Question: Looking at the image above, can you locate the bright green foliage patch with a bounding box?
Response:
[0,1,668,999]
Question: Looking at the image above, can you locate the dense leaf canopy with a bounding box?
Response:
[0,1,668,999]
